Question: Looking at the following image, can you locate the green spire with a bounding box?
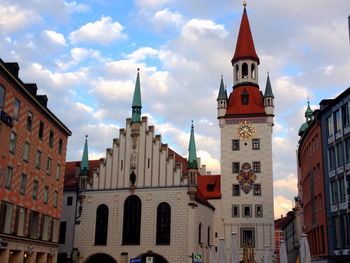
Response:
[132,69,142,123]
[217,75,228,101]
[264,73,274,97]
[305,101,313,122]
[80,135,89,177]
[188,121,198,170]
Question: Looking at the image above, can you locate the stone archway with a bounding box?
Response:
[139,251,168,263]
[84,253,117,263]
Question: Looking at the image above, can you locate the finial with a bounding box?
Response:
[137,68,140,72]
[267,71,269,76]
[85,134,88,139]
[221,74,223,79]
[243,0,247,7]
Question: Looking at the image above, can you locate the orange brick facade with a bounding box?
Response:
[0,60,71,263]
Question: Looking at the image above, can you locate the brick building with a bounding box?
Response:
[0,59,71,263]
[297,102,329,262]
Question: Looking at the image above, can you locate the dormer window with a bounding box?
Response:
[241,89,249,105]
[242,63,248,79]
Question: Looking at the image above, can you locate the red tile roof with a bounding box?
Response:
[226,85,265,117]
[64,160,101,189]
[232,7,259,65]
[275,211,295,230]
[197,175,222,200]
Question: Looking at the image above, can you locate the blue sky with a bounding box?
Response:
[1,0,349,218]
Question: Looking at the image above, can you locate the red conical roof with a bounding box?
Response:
[231,7,259,65]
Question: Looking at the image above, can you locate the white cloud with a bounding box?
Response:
[126,47,159,61]
[274,195,294,219]
[65,1,90,13]
[273,173,298,195]
[44,30,66,46]
[152,8,184,29]
[135,0,170,9]
[91,79,134,102]
[69,16,126,45]
[0,4,40,33]
[182,19,227,40]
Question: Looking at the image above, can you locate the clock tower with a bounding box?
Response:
[217,3,275,261]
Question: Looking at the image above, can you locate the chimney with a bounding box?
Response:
[25,83,38,96]
[36,95,48,107]
[4,62,19,77]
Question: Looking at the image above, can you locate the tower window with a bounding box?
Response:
[235,64,240,81]
[232,205,239,217]
[241,228,255,247]
[232,139,240,150]
[232,162,240,173]
[232,184,240,196]
[255,205,263,217]
[242,205,252,217]
[251,64,256,79]
[253,184,261,196]
[253,161,261,173]
[241,89,249,105]
[242,63,248,79]
[252,139,260,150]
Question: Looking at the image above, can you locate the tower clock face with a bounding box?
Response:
[237,121,255,139]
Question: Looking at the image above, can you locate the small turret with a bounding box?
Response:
[217,75,228,120]
[298,101,314,137]
[79,135,89,191]
[187,121,198,199]
[132,69,142,123]
[264,73,274,127]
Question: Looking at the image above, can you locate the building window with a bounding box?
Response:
[198,223,202,244]
[56,164,61,180]
[255,205,263,217]
[241,92,249,105]
[339,177,346,203]
[53,191,58,208]
[49,130,54,148]
[232,162,240,173]
[253,184,261,196]
[0,85,5,108]
[207,184,215,192]
[23,142,30,162]
[9,132,17,154]
[59,221,67,244]
[341,214,350,247]
[330,180,338,204]
[233,184,240,196]
[38,121,44,140]
[242,205,252,217]
[241,228,255,247]
[328,115,333,136]
[342,102,350,127]
[46,158,51,174]
[251,64,256,79]
[95,204,109,245]
[5,166,13,189]
[0,202,13,234]
[15,207,26,236]
[19,173,27,195]
[252,139,260,150]
[13,98,21,120]
[253,161,261,173]
[328,146,336,169]
[336,143,344,166]
[35,150,42,169]
[43,186,49,204]
[41,215,50,241]
[156,202,171,245]
[235,64,239,81]
[26,111,33,131]
[58,138,63,154]
[32,180,38,200]
[51,219,60,242]
[345,138,350,163]
[333,217,341,248]
[122,195,141,245]
[232,205,239,217]
[335,110,341,132]
[67,196,73,206]
[232,139,240,151]
[28,210,40,239]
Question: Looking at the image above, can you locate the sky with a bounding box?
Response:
[1,0,349,219]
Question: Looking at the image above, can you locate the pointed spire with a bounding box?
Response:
[188,121,198,170]
[217,75,228,101]
[132,68,142,123]
[80,135,89,177]
[264,73,274,97]
[305,101,313,121]
[231,5,259,65]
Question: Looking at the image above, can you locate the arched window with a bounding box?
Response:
[251,64,256,79]
[208,226,211,246]
[198,223,202,244]
[156,202,171,245]
[122,195,142,245]
[94,204,109,245]
[242,63,248,79]
[235,64,240,81]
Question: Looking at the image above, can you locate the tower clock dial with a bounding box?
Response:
[237,121,255,139]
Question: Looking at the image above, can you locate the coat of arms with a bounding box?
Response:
[236,162,256,194]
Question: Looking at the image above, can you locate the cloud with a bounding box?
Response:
[152,8,184,30]
[126,47,159,61]
[274,195,294,219]
[135,0,170,9]
[44,30,66,46]
[69,16,127,45]
[0,4,41,33]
